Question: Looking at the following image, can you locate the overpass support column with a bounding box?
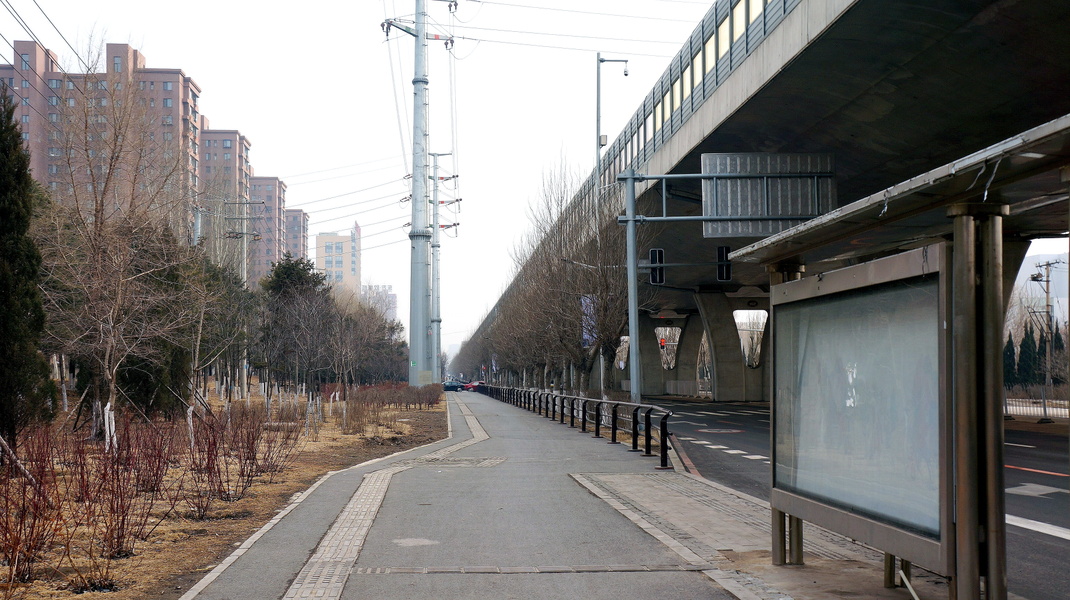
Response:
[670,316,704,397]
[637,314,665,397]
[693,292,768,402]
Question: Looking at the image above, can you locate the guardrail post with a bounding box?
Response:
[581,399,588,432]
[593,402,603,438]
[643,408,655,456]
[569,397,576,428]
[609,404,620,444]
[559,396,566,424]
[657,411,673,469]
[630,406,641,451]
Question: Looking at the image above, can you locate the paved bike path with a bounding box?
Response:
[182,392,733,600]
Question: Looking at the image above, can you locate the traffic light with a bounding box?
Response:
[717,246,732,282]
[649,248,665,285]
[659,338,666,350]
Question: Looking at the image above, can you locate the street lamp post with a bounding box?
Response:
[595,52,628,397]
[596,52,629,176]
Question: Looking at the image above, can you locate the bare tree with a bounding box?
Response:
[33,50,199,430]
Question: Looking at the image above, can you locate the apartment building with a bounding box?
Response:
[198,121,253,282]
[2,41,202,238]
[284,209,309,260]
[314,223,361,295]
[248,176,287,286]
[362,284,399,322]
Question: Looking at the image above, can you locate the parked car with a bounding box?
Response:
[463,380,484,391]
[443,380,463,392]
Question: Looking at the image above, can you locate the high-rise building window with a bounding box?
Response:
[48,79,60,89]
[163,98,173,108]
[21,80,29,88]
[48,96,58,106]
[113,56,121,73]
[163,81,173,91]
[48,113,57,122]
[223,152,231,160]
[20,115,28,123]
[222,139,232,148]
[20,54,29,70]
[21,97,29,106]
[65,81,74,90]
[162,115,173,125]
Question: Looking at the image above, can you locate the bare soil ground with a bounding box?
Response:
[9,406,448,600]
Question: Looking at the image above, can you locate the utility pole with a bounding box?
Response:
[1030,259,1062,423]
[430,152,452,383]
[408,0,432,386]
[382,3,456,386]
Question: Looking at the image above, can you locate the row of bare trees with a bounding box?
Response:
[451,161,655,397]
[2,56,407,455]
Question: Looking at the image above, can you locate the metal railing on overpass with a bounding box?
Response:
[475,384,675,469]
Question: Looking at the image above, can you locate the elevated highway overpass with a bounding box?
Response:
[457,0,1070,401]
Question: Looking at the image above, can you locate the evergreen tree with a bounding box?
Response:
[1003,334,1018,388]
[0,83,51,455]
[1017,324,1038,386]
[1037,330,1049,385]
[1054,325,1064,353]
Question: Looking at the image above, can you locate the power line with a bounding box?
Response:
[286,178,409,208]
[433,22,683,46]
[466,1,700,23]
[282,156,402,180]
[450,34,673,57]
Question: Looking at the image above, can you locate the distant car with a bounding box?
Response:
[463,380,484,391]
[443,380,463,392]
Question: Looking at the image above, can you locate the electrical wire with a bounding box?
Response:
[434,23,683,46]
[286,178,409,208]
[465,1,699,24]
[282,156,402,180]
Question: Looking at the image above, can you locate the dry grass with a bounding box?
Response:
[4,395,447,600]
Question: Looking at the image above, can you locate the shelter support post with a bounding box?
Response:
[948,202,1009,600]
[769,263,805,567]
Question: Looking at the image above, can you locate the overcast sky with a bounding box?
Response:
[2,0,716,355]
[4,0,1066,357]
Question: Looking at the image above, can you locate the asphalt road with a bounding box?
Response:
[656,400,1070,600]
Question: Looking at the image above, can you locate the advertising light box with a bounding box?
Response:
[770,244,951,573]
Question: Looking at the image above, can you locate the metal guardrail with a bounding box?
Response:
[1005,397,1069,420]
[476,384,674,470]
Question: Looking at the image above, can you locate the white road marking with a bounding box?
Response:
[1005,442,1035,448]
[723,449,747,455]
[744,455,768,460]
[1006,515,1070,541]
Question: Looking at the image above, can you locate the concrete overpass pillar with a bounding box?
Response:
[638,314,665,397]
[647,315,705,397]
[693,292,768,402]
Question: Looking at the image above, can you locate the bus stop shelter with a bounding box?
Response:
[731,113,1070,600]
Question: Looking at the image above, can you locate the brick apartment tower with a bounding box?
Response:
[248,176,287,286]
[2,41,202,239]
[284,209,309,259]
[198,121,252,283]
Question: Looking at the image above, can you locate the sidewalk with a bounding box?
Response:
[181,392,958,600]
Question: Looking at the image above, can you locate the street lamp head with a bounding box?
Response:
[624,66,629,76]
